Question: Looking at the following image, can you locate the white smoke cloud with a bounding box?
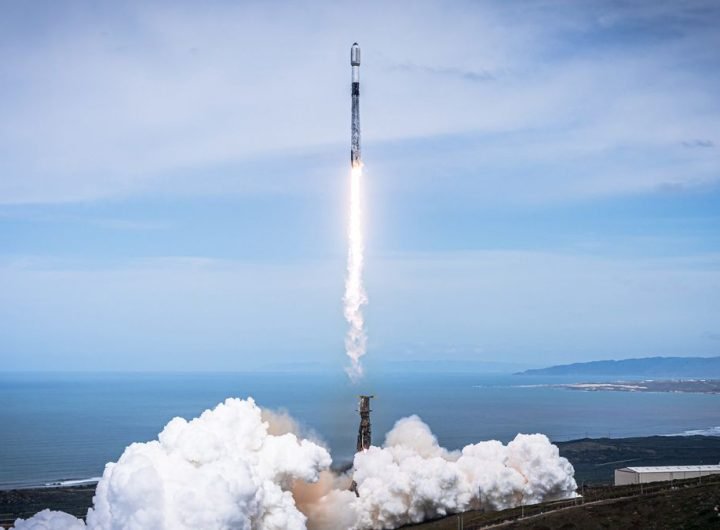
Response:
[9,399,576,530]
[9,509,86,530]
[87,398,330,530]
[349,416,577,529]
[8,398,330,530]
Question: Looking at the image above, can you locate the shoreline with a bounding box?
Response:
[0,478,100,493]
[520,379,720,395]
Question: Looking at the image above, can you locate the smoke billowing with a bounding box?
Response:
[5,398,577,530]
[343,164,368,381]
[9,510,86,530]
[351,416,577,528]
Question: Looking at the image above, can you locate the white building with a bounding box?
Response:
[615,465,720,486]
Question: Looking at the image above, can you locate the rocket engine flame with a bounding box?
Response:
[344,163,367,380]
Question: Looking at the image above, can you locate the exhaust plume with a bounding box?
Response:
[7,400,577,530]
[349,415,577,528]
[9,510,86,530]
[343,164,368,381]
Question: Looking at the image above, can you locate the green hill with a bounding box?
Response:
[517,356,720,377]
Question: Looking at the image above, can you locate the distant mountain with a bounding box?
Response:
[516,356,720,377]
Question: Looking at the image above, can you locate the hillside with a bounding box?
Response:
[406,477,720,529]
[516,356,720,377]
[557,435,720,484]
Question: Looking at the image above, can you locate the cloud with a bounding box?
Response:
[365,250,720,363]
[9,510,85,530]
[0,256,346,370]
[389,62,495,82]
[6,399,577,529]
[682,139,714,148]
[2,250,719,369]
[0,208,169,230]
[350,415,576,528]
[0,0,718,203]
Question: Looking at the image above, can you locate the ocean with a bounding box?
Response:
[1,371,719,489]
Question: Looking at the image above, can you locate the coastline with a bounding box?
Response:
[0,478,100,493]
[0,484,94,526]
[532,379,720,395]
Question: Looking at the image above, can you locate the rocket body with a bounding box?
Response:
[350,43,361,167]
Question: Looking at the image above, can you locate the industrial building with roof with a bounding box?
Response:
[614,465,720,485]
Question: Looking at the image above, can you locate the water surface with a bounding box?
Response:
[2,371,719,489]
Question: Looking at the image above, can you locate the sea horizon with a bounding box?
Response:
[2,370,719,490]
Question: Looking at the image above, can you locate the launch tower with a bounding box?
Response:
[356,395,373,452]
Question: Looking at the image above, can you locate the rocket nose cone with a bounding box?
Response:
[350,43,361,66]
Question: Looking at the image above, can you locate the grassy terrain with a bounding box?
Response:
[406,478,720,529]
[557,435,720,483]
[0,485,93,526]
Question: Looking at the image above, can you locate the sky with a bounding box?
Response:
[1,0,719,371]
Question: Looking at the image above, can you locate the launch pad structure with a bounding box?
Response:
[351,395,373,496]
[356,395,373,452]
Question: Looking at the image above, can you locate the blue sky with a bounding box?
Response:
[1,0,719,371]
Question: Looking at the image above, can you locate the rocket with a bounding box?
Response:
[350,43,361,167]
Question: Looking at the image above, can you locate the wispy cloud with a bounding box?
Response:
[2,250,718,369]
[682,139,714,148]
[389,62,496,82]
[0,0,718,204]
[0,208,169,230]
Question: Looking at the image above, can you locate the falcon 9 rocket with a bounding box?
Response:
[350,43,361,167]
